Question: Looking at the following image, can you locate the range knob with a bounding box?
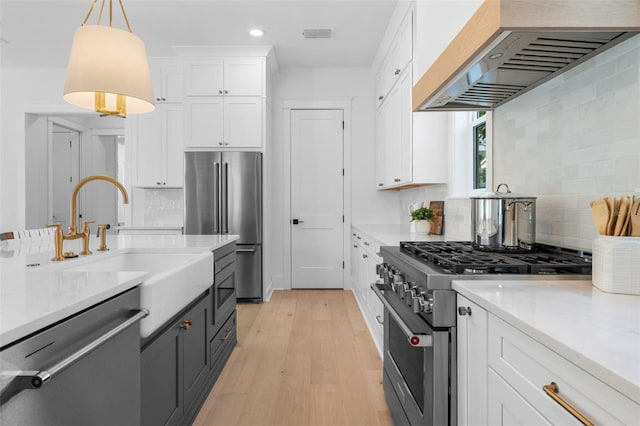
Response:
[425,293,435,314]
[399,282,416,300]
[406,285,419,306]
[412,292,427,313]
[391,273,405,292]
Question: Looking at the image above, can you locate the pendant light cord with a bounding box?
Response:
[80,0,133,32]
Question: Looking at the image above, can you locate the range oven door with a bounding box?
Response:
[372,283,454,426]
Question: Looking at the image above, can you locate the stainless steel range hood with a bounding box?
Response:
[413,0,640,111]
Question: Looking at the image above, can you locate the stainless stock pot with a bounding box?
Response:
[470,183,536,251]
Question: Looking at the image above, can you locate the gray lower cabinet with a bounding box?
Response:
[210,309,237,383]
[212,242,236,334]
[142,243,238,426]
[141,292,211,426]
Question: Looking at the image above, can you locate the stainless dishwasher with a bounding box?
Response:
[0,287,147,425]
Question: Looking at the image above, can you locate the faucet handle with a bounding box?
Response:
[79,221,95,256]
[45,224,64,261]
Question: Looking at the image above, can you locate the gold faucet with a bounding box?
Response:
[49,175,128,261]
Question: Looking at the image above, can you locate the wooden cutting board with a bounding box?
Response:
[429,201,444,235]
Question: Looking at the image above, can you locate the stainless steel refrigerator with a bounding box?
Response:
[184,151,262,301]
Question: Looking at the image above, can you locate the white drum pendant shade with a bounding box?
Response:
[63,25,154,114]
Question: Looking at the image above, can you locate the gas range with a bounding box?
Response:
[378,241,592,328]
[399,241,592,275]
[374,241,592,426]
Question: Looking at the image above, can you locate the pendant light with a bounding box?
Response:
[63,0,154,118]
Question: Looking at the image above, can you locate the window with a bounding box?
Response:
[472,111,487,189]
[450,110,492,197]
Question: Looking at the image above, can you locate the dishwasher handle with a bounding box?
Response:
[18,308,149,389]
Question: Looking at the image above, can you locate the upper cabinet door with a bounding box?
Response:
[149,59,184,103]
[223,97,263,148]
[223,58,264,96]
[184,57,264,97]
[184,97,225,148]
[391,12,413,79]
[184,58,224,96]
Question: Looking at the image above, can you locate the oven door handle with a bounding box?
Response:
[371,283,433,347]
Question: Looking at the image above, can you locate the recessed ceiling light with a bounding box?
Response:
[249,28,264,37]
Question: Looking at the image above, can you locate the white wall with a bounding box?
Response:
[24,115,49,228]
[269,67,396,288]
[493,35,640,251]
[0,67,78,231]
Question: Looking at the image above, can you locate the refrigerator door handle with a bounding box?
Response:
[222,162,229,234]
[213,162,220,233]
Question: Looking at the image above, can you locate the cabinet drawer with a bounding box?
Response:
[215,249,235,274]
[210,310,237,369]
[488,315,638,425]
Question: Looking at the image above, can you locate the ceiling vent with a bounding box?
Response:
[302,28,334,39]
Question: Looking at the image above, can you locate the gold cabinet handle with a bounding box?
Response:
[180,319,194,330]
[543,382,594,426]
[224,89,228,94]
[218,90,223,94]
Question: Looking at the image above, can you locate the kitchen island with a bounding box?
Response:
[1,233,239,426]
[0,233,238,347]
[454,279,640,425]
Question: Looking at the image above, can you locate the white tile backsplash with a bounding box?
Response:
[141,189,184,227]
[493,34,640,251]
[396,185,472,240]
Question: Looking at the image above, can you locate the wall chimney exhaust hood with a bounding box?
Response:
[413,0,640,111]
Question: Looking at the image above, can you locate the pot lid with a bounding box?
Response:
[470,183,537,200]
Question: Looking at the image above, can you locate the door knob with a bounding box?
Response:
[292,219,304,225]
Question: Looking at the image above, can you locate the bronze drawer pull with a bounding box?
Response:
[543,382,594,426]
[180,319,194,330]
[220,328,233,341]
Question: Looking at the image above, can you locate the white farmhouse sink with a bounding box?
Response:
[67,251,214,337]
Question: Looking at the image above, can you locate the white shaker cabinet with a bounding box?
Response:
[456,293,639,426]
[456,295,488,426]
[183,56,266,149]
[487,314,638,426]
[132,104,184,188]
[184,97,263,149]
[184,57,264,97]
[375,67,447,189]
[375,11,412,110]
[149,58,183,103]
[374,7,448,190]
[351,228,383,355]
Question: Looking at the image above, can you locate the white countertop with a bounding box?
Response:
[453,279,640,404]
[352,224,445,246]
[0,234,238,348]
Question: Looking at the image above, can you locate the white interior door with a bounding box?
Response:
[51,126,80,230]
[290,109,344,289]
[81,134,119,230]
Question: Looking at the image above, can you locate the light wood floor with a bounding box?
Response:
[193,290,393,426]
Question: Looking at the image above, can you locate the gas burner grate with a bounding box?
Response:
[400,241,591,275]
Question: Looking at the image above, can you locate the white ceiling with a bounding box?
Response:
[0,0,399,69]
